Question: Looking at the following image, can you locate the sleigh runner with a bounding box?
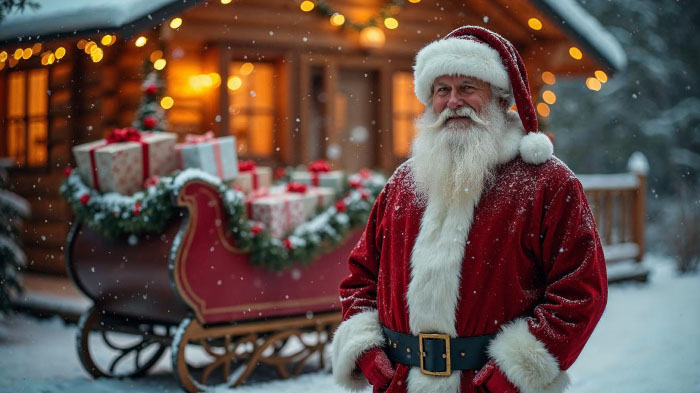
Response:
[63,169,382,392]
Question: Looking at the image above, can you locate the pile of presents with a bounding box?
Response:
[72,128,351,238]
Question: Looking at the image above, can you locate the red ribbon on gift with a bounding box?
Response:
[89,128,150,192]
[184,131,215,145]
[245,188,270,218]
[239,160,259,189]
[178,131,225,178]
[308,159,331,187]
[286,182,308,194]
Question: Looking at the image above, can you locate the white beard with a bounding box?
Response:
[410,100,508,208]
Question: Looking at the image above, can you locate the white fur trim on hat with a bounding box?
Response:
[488,319,570,393]
[414,37,509,106]
[520,132,553,165]
[331,310,385,391]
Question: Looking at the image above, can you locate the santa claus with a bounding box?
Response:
[331,26,607,393]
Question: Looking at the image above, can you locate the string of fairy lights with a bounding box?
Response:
[0,0,611,118]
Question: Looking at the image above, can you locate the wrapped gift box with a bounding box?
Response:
[274,183,336,220]
[176,135,239,181]
[247,192,305,238]
[230,162,273,193]
[291,170,344,193]
[72,130,177,195]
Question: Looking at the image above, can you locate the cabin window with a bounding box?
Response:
[3,68,49,167]
[228,61,275,157]
[392,71,424,158]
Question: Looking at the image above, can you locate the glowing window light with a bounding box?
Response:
[541,71,556,85]
[240,62,254,75]
[542,90,556,105]
[536,102,550,117]
[153,58,167,70]
[330,13,345,26]
[135,36,148,47]
[0,62,4,71]
[221,0,232,4]
[586,77,601,91]
[170,17,183,29]
[300,1,314,12]
[408,0,421,3]
[150,50,163,62]
[13,48,23,60]
[209,73,222,87]
[160,96,174,109]
[227,75,242,90]
[528,18,542,30]
[91,48,103,63]
[384,17,399,29]
[55,47,66,59]
[595,70,608,83]
[569,46,583,60]
[22,48,32,59]
[359,26,385,49]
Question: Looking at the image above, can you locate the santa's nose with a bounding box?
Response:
[447,91,464,109]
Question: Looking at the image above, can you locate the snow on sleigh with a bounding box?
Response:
[61,168,384,392]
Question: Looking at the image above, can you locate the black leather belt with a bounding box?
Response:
[382,325,494,376]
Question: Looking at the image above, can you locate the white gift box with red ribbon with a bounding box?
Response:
[271,183,336,220]
[176,133,239,181]
[72,129,177,195]
[230,161,273,194]
[246,192,306,238]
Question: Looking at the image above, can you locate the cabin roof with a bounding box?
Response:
[0,0,626,72]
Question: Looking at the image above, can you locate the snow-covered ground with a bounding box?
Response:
[1,254,699,393]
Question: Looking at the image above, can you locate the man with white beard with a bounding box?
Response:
[331,26,607,393]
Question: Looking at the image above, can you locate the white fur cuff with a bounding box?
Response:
[520,132,553,165]
[488,319,569,393]
[331,310,385,391]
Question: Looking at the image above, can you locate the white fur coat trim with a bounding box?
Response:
[331,310,385,391]
[488,319,570,393]
[500,110,552,166]
[414,37,509,106]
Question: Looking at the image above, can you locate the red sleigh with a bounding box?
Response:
[67,180,361,392]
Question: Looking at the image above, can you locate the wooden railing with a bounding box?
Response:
[577,153,649,280]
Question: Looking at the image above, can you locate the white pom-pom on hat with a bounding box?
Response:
[520,132,553,165]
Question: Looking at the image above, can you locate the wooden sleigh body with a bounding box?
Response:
[66,180,360,392]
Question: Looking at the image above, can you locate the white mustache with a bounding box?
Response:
[428,106,489,130]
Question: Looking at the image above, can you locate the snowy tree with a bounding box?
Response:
[132,69,167,132]
[0,0,38,22]
[0,161,30,313]
[548,0,700,271]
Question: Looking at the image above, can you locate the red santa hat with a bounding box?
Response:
[413,25,553,164]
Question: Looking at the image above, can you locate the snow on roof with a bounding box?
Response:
[0,0,200,44]
[534,0,628,72]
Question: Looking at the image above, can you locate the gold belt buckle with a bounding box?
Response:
[418,333,451,376]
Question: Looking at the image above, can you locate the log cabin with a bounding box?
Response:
[0,0,629,275]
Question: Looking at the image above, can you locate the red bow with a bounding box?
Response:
[308,159,331,173]
[106,127,142,144]
[184,131,215,145]
[239,160,257,172]
[286,182,308,193]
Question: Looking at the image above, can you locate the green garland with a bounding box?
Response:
[312,0,411,31]
[60,167,385,270]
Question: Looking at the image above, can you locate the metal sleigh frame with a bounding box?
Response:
[66,180,359,392]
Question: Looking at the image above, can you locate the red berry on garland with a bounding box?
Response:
[349,178,362,189]
[250,223,263,236]
[142,116,158,130]
[360,190,370,200]
[79,194,91,206]
[274,168,287,180]
[144,84,158,96]
[63,166,73,177]
[133,202,142,215]
[283,238,293,251]
[335,200,347,213]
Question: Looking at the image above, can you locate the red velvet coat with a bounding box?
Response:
[331,147,607,393]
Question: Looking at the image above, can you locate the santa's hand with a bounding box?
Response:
[356,347,395,389]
